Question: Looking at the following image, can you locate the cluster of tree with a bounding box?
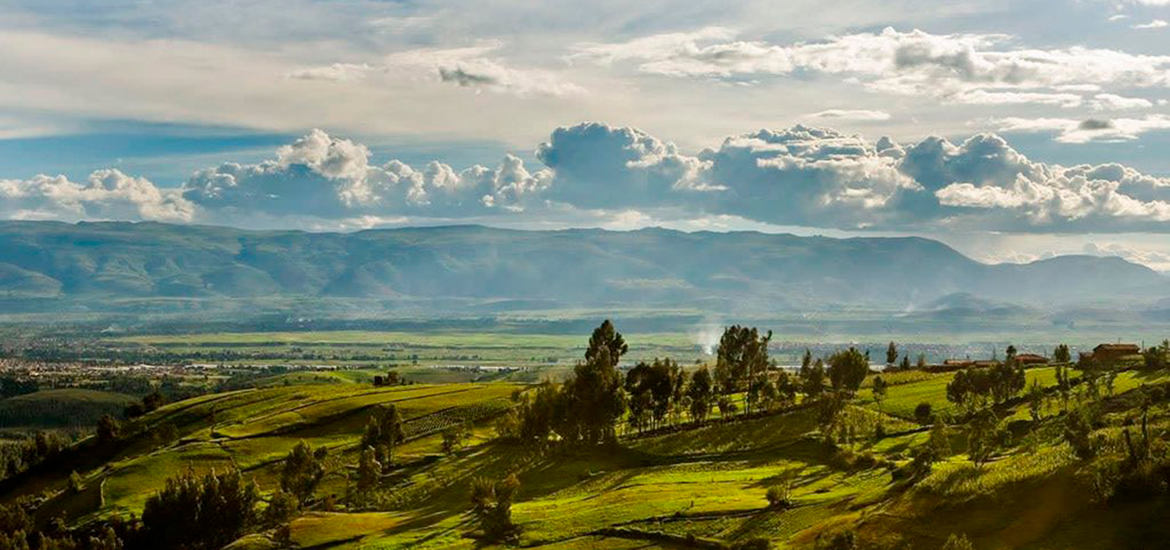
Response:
[0,498,130,550]
[945,361,1027,415]
[138,468,259,550]
[0,431,77,481]
[361,404,406,467]
[0,377,38,399]
[0,397,130,431]
[624,358,686,432]
[504,321,810,449]
[122,391,165,419]
[279,441,328,505]
[372,370,406,387]
[1142,340,1170,370]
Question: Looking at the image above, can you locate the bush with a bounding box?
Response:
[729,538,771,550]
[914,402,933,425]
[469,473,521,543]
[942,533,975,550]
[765,483,792,510]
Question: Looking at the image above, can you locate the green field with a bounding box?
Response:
[4,355,1169,550]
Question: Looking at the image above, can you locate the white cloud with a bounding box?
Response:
[0,170,193,222]
[285,63,374,82]
[572,27,1170,107]
[384,43,586,97]
[7,123,1170,234]
[1133,19,1169,29]
[181,129,550,219]
[805,109,892,121]
[1089,93,1154,111]
[992,114,1170,143]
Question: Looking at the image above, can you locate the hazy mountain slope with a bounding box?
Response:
[0,221,1164,313]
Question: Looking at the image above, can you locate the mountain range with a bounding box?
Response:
[0,221,1165,317]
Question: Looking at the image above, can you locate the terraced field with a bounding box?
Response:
[7,361,1170,550]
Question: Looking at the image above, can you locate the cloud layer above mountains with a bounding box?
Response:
[3,123,1169,233]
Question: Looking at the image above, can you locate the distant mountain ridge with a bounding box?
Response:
[0,221,1164,314]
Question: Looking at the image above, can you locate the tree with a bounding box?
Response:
[363,405,405,467]
[469,473,521,543]
[140,468,258,550]
[625,358,680,429]
[966,409,1004,468]
[96,415,120,443]
[687,367,714,422]
[714,326,772,413]
[1053,344,1071,364]
[871,376,888,415]
[1143,346,1166,370]
[827,348,868,396]
[917,354,927,369]
[280,441,328,504]
[585,319,627,366]
[1063,407,1097,460]
[559,321,628,445]
[264,489,299,527]
[441,421,471,455]
[886,342,898,366]
[354,446,382,498]
[910,420,949,478]
[899,355,911,370]
[1054,364,1072,411]
[1028,379,1045,422]
[802,359,826,399]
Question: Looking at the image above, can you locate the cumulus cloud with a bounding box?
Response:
[6,124,1170,234]
[0,169,194,222]
[535,122,713,208]
[181,129,550,219]
[571,27,1170,108]
[535,123,1170,232]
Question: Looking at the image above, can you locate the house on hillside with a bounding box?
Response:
[1091,343,1141,364]
[1014,353,1048,366]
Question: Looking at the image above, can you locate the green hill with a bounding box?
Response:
[0,389,137,429]
[2,365,1167,549]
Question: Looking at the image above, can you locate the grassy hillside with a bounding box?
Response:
[0,389,137,429]
[4,362,1169,550]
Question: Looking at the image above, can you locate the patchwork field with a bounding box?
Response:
[5,356,1170,550]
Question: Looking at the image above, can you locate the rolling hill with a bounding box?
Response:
[0,221,1164,316]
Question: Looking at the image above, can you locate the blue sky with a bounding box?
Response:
[1,0,1170,268]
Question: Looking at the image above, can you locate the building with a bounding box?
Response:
[1014,353,1049,366]
[1092,343,1141,364]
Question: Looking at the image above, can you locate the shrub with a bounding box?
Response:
[469,473,521,543]
[942,533,975,550]
[729,538,771,550]
[765,483,792,510]
[914,402,933,425]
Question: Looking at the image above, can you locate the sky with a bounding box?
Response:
[1,0,1170,269]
